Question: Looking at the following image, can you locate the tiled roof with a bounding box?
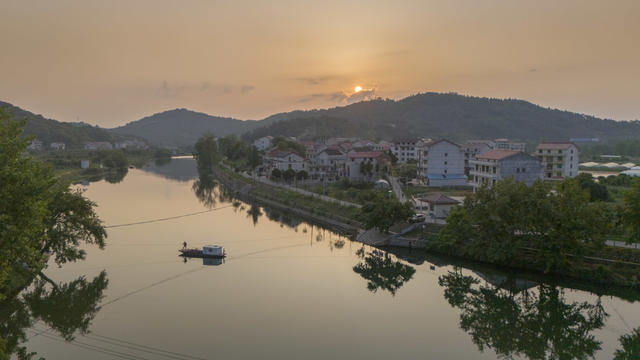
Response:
[476,149,521,160]
[267,149,303,158]
[423,139,461,148]
[536,142,575,150]
[321,148,344,156]
[348,151,385,159]
[418,193,460,205]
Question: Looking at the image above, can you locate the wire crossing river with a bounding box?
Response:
[22,160,640,360]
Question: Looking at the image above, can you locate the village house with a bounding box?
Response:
[416,139,467,187]
[253,136,273,151]
[535,142,579,180]
[27,139,43,151]
[264,149,306,172]
[50,142,66,151]
[346,151,391,181]
[84,141,113,151]
[462,140,495,174]
[313,148,347,181]
[416,193,460,219]
[391,138,428,163]
[470,149,543,191]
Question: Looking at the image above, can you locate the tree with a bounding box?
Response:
[353,250,416,296]
[296,170,308,181]
[574,173,608,202]
[101,150,128,170]
[248,146,262,169]
[1,112,106,299]
[359,193,414,232]
[283,168,296,183]
[192,134,220,176]
[271,168,282,181]
[620,178,640,244]
[436,177,612,272]
[614,327,640,360]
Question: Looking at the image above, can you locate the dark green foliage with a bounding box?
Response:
[0,111,106,301]
[438,270,606,359]
[614,327,640,360]
[353,250,416,296]
[100,150,128,169]
[620,178,640,244]
[598,174,635,187]
[282,169,296,183]
[192,134,220,176]
[113,108,258,147]
[574,173,609,202]
[247,93,640,142]
[437,178,613,272]
[1,272,108,360]
[296,170,308,181]
[271,168,282,181]
[579,139,640,158]
[271,137,306,155]
[358,193,414,232]
[0,102,131,149]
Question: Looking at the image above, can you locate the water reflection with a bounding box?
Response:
[353,248,416,296]
[0,272,108,358]
[438,269,608,359]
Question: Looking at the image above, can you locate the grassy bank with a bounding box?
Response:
[214,167,363,232]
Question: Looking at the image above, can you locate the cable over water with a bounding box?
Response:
[104,204,234,229]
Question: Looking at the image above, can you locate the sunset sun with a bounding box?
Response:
[354,86,362,93]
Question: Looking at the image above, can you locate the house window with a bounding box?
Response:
[557,171,562,177]
[444,161,448,165]
[516,168,520,173]
[444,169,447,174]
[538,150,542,153]
[444,153,448,157]
[522,168,526,173]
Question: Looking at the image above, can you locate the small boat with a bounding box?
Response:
[179,245,226,258]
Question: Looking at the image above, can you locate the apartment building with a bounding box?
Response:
[470,150,543,191]
[346,151,391,181]
[416,139,467,187]
[391,138,428,163]
[494,138,526,152]
[535,142,579,180]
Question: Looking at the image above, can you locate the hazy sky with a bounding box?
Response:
[1,0,639,127]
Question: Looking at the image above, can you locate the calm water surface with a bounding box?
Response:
[22,159,640,359]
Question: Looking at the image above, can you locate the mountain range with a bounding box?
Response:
[3,93,640,149]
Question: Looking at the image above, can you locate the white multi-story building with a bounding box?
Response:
[346,151,391,181]
[50,142,66,151]
[416,139,467,187]
[264,149,306,172]
[470,150,543,191]
[391,138,428,163]
[84,141,113,151]
[535,142,579,180]
[27,139,43,151]
[462,140,495,174]
[253,136,273,151]
[313,148,347,181]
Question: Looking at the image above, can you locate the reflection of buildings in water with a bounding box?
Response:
[203,258,224,266]
[472,270,538,293]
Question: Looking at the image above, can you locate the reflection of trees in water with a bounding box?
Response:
[353,250,416,296]
[103,169,128,184]
[192,174,221,209]
[246,203,263,226]
[438,269,607,359]
[614,327,640,359]
[0,271,108,358]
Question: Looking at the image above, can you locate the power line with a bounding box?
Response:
[104,205,234,229]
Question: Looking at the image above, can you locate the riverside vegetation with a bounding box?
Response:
[1,111,108,359]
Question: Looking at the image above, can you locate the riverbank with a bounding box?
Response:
[213,167,362,236]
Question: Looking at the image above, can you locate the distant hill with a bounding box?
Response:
[0,101,131,148]
[111,108,263,147]
[247,93,640,142]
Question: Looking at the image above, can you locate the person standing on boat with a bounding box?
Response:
[183,241,187,249]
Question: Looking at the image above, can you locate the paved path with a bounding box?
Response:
[239,172,361,208]
[389,176,407,203]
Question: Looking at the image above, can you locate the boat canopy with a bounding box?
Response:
[203,245,224,256]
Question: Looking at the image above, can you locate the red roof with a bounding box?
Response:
[476,149,521,160]
[267,149,303,158]
[418,193,460,205]
[348,151,385,159]
[536,142,575,150]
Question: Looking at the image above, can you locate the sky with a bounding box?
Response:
[0,0,639,127]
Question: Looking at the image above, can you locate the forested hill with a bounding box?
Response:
[247,93,640,142]
[0,101,130,148]
[111,108,262,147]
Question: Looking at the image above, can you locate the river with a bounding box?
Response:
[16,158,640,359]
